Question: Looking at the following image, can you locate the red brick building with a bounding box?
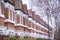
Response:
[0,0,52,40]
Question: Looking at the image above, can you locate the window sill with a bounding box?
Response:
[4,19,15,24]
[0,14,5,18]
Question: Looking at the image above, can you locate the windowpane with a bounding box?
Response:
[10,10,13,20]
[4,8,9,19]
[1,3,5,15]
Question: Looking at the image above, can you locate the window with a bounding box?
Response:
[20,16,23,24]
[17,15,20,24]
[23,17,25,25]
[28,20,30,27]
[4,8,9,19]
[34,24,35,29]
[25,18,27,26]
[32,22,34,28]
[29,21,32,27]
[14,12,17,24]
[16,15,23,24]
[1,3,5,15]
[5,7,14,21]
[10,10,13,20]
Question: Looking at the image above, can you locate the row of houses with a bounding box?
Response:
[0,0,52,40]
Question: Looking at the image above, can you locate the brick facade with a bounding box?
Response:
[0,0,52,40]
[0,18,4,26]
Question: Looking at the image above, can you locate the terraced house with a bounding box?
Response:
[0,0,52,40]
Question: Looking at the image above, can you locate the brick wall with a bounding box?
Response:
[15,26,24,31]
[0,18,4,26]
[4,22,15,29]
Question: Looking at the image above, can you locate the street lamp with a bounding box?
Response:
[46,7,50,40]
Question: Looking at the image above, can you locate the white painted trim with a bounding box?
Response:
[0,26,7,30]
[15,24,24,27]
[0,26,7,35]
[5,29,15,36]
[28,27,33,29]
[4,19,15,24]
[27,26,48,34]
[36,23,48,30]
[15,10,49,31]
[0,2,5,18]
[29,33,34,37]
[28,32,49,39]
[14,29,49,39]
[15,30,25,36]
[7,28,15,30]
[0,14,5,18]
[23,14,28,19]
[24,25,29,28]
[15,31,20,36]
[4,2,14,11]
[24,32,30,36]
[15,10,23,15]
[12,11,13,21]
[15,10,48,30]
[15,23,29,28]
[9,9,10,20]
[4,2,14,21]
[15,10,29,19]
[29,33,49,39]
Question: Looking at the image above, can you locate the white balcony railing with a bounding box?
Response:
[0,26,7,35]
[0,27,49,39]
[5,28,15,36]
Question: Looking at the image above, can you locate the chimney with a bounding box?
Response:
[28,9,33,18]
[14,0,23,10]
[23,4,28,14]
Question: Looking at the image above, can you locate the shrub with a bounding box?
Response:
[9,37,16,40]
[36,38,45,40]
[19,36,36,40]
